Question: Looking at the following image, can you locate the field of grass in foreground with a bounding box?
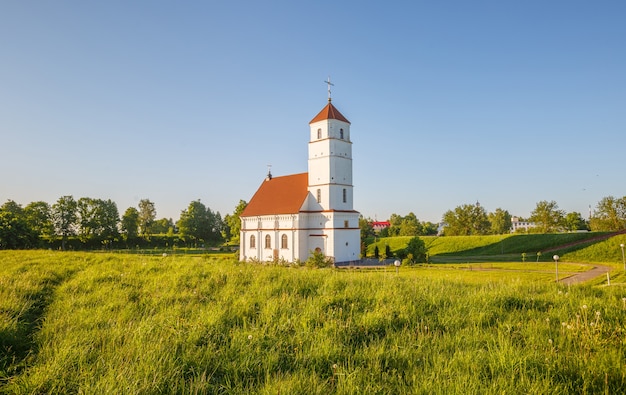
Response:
[1,251,626,394]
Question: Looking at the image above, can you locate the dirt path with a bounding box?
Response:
[559,264,611,285]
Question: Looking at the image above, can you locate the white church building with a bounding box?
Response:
[239,98,361,264]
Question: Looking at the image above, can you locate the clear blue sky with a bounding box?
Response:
[2,1,625,224]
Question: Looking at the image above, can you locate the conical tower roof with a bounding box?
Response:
[309,101,350,124]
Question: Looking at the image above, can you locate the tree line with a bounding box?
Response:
[440,197,625,236]
[0,196,248,250]
[2,194,624,250]
[360,196,626,241]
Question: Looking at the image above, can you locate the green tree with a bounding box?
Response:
[404,236,427,264]
[138,199,156,237]
[76,198,120,244]
[152,218,174,234]
[223,200,247,243]
[421,222,439,236]
[121,207,140,240]
[529,200,564,233]
[359,216,375,244]
[488,208,512,234]
[563,212,588,232]
[442,203,490,236]
[387,213,435,236]
[52,195,77,250]
[24,201,53,239]
[387,214,403,236]
[399,212,420,236]
[0,201,37,249]
[177,200,222,247]
[97,199,120,244]
[589,196,626,231]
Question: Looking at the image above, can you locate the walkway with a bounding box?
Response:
[559,264,611,285]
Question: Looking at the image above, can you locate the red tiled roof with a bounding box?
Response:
[309,102,350,124]
[241,173,309,217]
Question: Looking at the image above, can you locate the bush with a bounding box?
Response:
[404,237,427,264]
[305,250,334,268]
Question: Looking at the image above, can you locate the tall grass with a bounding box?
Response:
[1,251,625,394]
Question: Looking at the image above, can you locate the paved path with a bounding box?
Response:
[337,260,613,286]
[559,264,611,285]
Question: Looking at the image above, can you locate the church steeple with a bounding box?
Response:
[308,92,353,211]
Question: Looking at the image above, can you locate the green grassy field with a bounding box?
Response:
[1,250,625,394]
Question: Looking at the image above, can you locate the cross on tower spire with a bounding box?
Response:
[266,164,272,180]
[324,76,334,102]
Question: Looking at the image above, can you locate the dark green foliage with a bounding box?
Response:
[223,200,247,243]
[590,196,626,231]
[0,203,39,249]
[442,203,490,235]
[305,250,334,268]
[530,200,565,233]
[177,200,223,247]
[403,236,427,264]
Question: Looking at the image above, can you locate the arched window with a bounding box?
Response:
[342,188,347,203]
[340,128,344,139]
[250,235,256,248]
[281,234,288,249]
[265,235,271,249]
[316,189,321,203]
[317,128,322,139]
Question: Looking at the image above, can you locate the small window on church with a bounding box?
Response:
[340,128,344,139]
[281,234,288,249]
[317,128,322,139]
[265,235,271,249]
[344,220,349,228]
[316,189,321,203]
[342,188,347,203]
[250,235,256,248]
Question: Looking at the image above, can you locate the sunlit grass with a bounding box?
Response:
[1,251,625,394]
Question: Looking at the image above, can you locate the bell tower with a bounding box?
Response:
[308,99,353,211]
[305,80,360,264]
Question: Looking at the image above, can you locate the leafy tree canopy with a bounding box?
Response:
[177,200,223,247]
[529,200,565,233]
[442,203,490,236]
[590,196,626,231]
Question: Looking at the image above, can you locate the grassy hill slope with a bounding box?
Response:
[367,232,625,263]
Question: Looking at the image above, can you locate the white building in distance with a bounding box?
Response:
[510,217,537,233]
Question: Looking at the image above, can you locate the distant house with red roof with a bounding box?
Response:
[239,98,360,264]
[371,221,391,233]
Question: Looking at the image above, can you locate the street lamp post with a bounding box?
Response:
[553,255,560,283]
[394,260,401,274]
[619,243,626,272]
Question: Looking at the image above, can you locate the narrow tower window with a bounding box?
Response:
[265,235,271,249]
[340,128,344,139]
[250,235,256,248]
[344,220,349,228]
[317,128,322,139]
[316,189,321,203]
[343,188,347,203]
[281,234,288,249]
